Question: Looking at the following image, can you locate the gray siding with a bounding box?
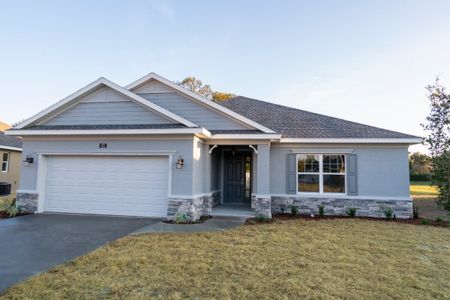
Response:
[270,144,410,198]
[43,101,176,126]
[19,138,194,195]
[138,93,251,130]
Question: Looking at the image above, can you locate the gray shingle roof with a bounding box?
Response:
[0,132,22,150]
[218,96,421,139]
[19,124,188,130]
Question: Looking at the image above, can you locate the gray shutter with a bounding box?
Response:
[347,154,358,196]
[286,153,297,194]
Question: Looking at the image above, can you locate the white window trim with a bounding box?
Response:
[296,154,347,195]
[2,152,9,173]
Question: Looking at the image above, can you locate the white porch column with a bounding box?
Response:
[255,144,271,218]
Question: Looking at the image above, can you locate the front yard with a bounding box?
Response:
[1,219,449,299]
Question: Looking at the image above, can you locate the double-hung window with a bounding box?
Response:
[1,152,9,173]
[297,154,346,194]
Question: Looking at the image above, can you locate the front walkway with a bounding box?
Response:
[211,204,254,218]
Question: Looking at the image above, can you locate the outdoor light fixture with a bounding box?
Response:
[175,155,184,169]
[24,154,34,166]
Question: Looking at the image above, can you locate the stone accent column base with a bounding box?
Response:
[167,191,221,222]
[254,196,272,218]
[16,192,39,213]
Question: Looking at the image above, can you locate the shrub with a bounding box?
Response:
[435,217,443,223]
[0,197,20,217]
[290,205,298,216]
[383,207,393,219]
[421,219,430,225]
[410,174,431,181]
[255,214,271,223]
[173,213,189,224]
[413,205,420,219]
[318,204,325,217]
[346,207,357,218]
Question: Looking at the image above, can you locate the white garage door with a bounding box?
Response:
[44,156,169,217]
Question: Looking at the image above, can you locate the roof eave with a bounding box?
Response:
[279,138,424,145]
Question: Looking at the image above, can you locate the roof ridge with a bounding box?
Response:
[226,96,422,139]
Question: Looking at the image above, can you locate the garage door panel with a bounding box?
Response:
[44,156,169,217]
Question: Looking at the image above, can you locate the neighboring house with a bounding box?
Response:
[0,125,23,195]
[6,73,422,220]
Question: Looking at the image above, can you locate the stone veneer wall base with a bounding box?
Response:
[271,196,413,219]
[167,191,221,221]
[16,192,39,213]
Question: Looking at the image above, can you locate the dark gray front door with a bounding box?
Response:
[224,151,246,203]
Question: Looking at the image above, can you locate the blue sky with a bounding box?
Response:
[2,0,450,152]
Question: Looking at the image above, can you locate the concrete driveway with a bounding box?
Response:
[0,214,157,292]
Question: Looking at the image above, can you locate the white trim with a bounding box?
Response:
[254,194,272,199]
[290,148,354,154]
[270,193,412,201]
[16,77,198,129]
[249,145,258,154]
[167,155,173,198]
[208,144,218,154]
[280,138,423,144]
[209,134,281,140]
[6,128,211,137]
[37,150,177,156]
[0,146,22,152]
[126,72,276,133]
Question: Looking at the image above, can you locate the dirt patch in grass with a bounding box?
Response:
[414,197,449,220]
[2,219,450,299]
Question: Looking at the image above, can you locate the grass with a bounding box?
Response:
[410,181,439,196]
[2,219,450,299]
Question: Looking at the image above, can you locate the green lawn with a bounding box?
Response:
[2,219,449,299]
[410,181,439,196]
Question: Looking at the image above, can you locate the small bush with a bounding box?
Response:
[0,197,20,217]
[435,217,443,223]
[318,204,325,217]
[255,214,271,223]
[382,207,393,219]
[290,205,298,216]
[413,205,420,219]
[421,219,430,225]
[346,207,357,217]
[410,174,431,181]
[173,213,189,224]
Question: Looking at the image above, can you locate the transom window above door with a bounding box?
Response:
[297,154,346,194]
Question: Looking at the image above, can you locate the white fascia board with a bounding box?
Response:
[6,128,208,136]
[279,138,423,144]
[208,134,281,140]
[16,78,198,129]
[0,146,22,152]
[126,72,276,134]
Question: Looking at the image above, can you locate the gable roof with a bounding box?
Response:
[126,72,275,133]
[218,96,422,141]
[0,131,22,151]
[16,77,198,129]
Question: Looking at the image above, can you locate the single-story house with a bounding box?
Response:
[6,72,422,220]
[0,124,23,195]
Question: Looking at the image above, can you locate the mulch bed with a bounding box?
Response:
[0,211,29,219]
[163,215,212,225]
[245,213,449,228]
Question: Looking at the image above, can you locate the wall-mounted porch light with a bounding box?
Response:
[24,154,34,166]
[175,155,184,169]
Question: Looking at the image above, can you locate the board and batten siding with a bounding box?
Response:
[42,86,176,126]
[138,92,252,130]
[270,144,410,198]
